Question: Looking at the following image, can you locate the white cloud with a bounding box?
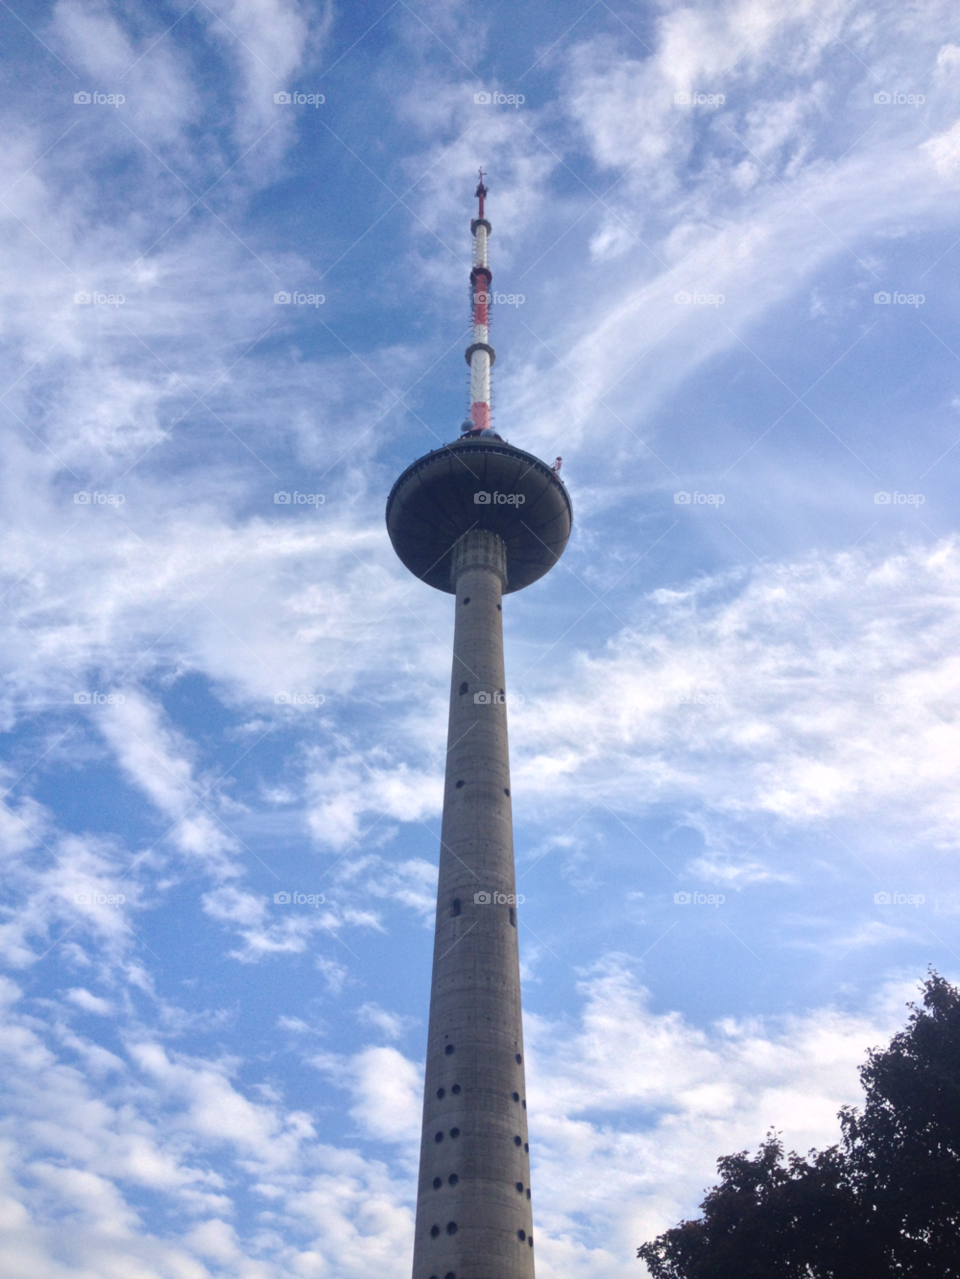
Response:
[511,539,960,856]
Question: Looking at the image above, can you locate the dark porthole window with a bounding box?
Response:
[512,1092,520,1102]
[509,907,516,927]
[504,788,510,796]
[518,1230,526,1242]
[524,1142,529,1152]
[448,1173,459,1186]
[451,1084,461,1094]
[528,1237,533,1247]
[451,899,461,917]
[455,780,465,789]
[435,1132,444,1143]
[522,1100,526,1109]
[437,1087,446,1099]
[446,1045,455,1055]
[445,1272,456,1279]
[450,1128,460,1138]
[433,1177,442,1189]
[497,604,502,611]
[526,1189,531,1199]
[516,1053,522,1064]
[430,1225,440,1238]
[515,1182,523,1193]
[446,1222,458,1235]
[463,597,471,605]
[514,1135,522,1147]
[459,682,468,695]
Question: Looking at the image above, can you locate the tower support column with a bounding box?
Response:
[411,528,535,1279]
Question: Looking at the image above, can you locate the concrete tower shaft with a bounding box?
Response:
[411,529,534,1279]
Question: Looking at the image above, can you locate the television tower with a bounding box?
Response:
[386,174,573,1279]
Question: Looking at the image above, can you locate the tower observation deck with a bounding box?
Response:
[386,175,572,1279]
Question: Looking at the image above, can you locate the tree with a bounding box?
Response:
[638,972,960,1279]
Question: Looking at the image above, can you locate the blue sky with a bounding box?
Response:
[1,1,960,1275]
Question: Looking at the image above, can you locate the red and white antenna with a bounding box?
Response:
[464,168,495,432]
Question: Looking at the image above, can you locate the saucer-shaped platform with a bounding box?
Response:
[386,437,573,594]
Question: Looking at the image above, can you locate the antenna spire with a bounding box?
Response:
[465,174,495,433]
[475,167,487,218]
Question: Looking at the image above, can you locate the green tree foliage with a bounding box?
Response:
[637,972,960,1279]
